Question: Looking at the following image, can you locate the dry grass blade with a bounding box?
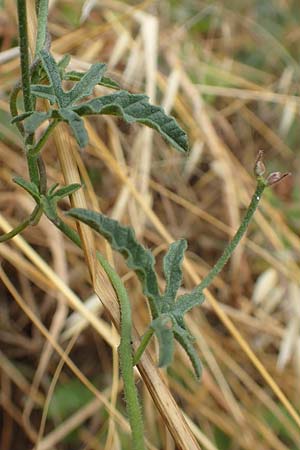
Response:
[1,1,300,449]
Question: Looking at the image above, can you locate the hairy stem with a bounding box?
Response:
[17,0,39,185]
[17,0,33,113]
[29,120,58,157]
[198,179,266,291]
[35,0,49,56]
[49,216,145,449]
[0,204,42,243]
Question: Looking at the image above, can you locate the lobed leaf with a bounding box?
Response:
[57,54,71,76]
[64,71,120,90]
[66,208,161,316]
[73,91,189,153]
[23,111,52,134]
[30,84,57,104]
[174,288,205,318]
[13,176,40,202]
[66,63,107,105]
[150,315,174,367]
[173,324,202,379]
[162,239,187,308]
[51,183,82,200]
[39,49,65,107]
[58,109,88,148]
[11,111,34,124]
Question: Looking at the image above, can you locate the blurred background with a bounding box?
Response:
[0,1,300,449]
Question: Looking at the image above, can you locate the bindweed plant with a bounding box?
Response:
[1,1,290,449]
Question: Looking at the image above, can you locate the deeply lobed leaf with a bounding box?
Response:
[66,208,161,316]
[73,91,189,153]
[150,315,174,367]
[162,239,187,309]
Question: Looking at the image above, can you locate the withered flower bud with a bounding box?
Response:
[266,172,290,186]
[254,150,266,176]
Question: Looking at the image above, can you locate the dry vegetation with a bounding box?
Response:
[0,1,300,449]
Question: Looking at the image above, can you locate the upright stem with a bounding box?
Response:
[17,0,39,185]
[17,0,33,113]
[198,179,266,291]
[49,216,145,449]
[35,0,49,56]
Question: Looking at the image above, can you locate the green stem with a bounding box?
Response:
[49,216,145,449]
[37,156,47,194]
[17,0,40,186]
[198,179,266,291]
[97,253,146,450]
[35,0,49,57]
[17,0,33,113]
[0,204,42,243]
[28,120,58,157]
[133,328,154,366]
[9,84,24,135]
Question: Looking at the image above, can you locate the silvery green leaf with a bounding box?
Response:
[174,288,205,317]
[51,183,82,200]
[173,324,202,379]
[150,315,174,367]
[162,239,187,308]
[66,208,160,316]
[64,71,120,89]
[23,111,52,134]
[39,49,65,107]
[73,91,189,153]
[13,177,40,202]
[66,63,107,105]
[11,111,33,124]
[58,109,88,148]
[30,84,57,104]
[57,54,71,76]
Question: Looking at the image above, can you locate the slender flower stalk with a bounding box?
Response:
[198,179,266,291]
[198,151,290,292]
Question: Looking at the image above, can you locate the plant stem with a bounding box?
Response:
[29,120,58,157]
[97,252,146,450]
[35,0,49,57]
[17,0,33,113]
[198,179,266,291]
[49,215,145,449]
[0,204,42,242]
[17,0,40,186]
[133,328,154,366]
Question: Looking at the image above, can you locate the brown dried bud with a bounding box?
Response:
[254,150,266,176]
[266,172,291,186]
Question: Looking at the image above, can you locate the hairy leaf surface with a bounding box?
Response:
[162,239,187,308]
[67,208,160,315]
[73,91,189,153]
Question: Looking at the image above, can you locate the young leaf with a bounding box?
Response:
[163,239,187,306]
[11,111,34,124]
[51,183,82,200]
[66,63,107,105]
[23,111,52,134]
[64,71,120,90]
[73,91,189,153]
[66,208,160,316]
[173,324,202,379]
[13,177,40,202]
[30,84,57,104]
[57,54,71,76]
[150,315,174,367]
[39,49,65,107]
[174,288,205,318]
[58,109,88,148]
